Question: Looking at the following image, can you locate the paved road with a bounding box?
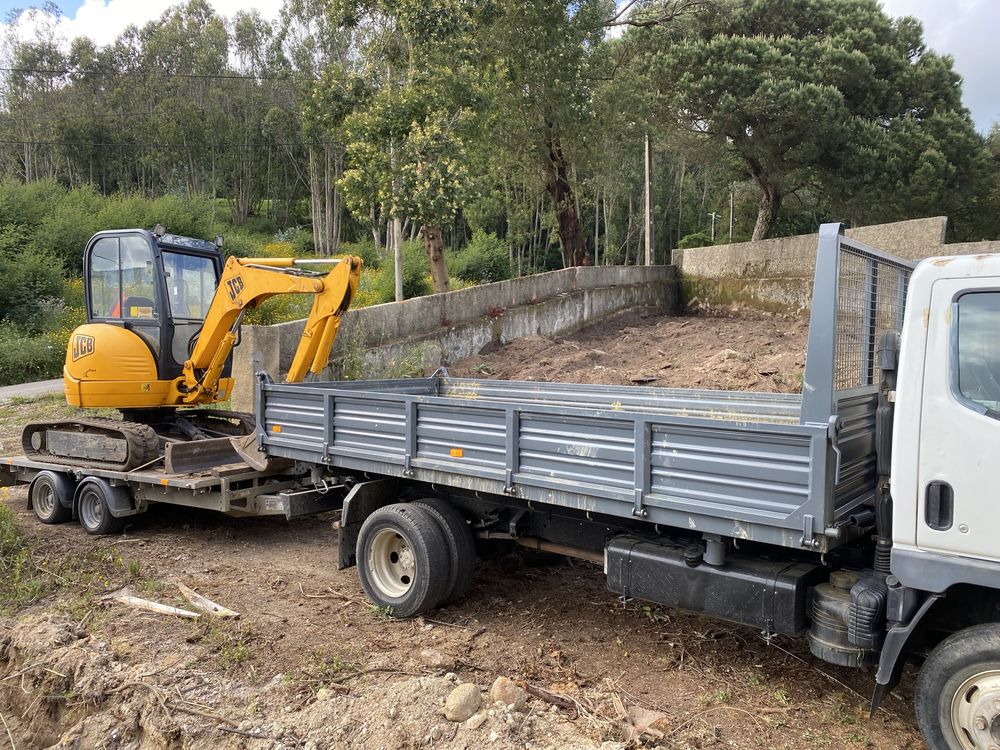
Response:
[0,379,63,401]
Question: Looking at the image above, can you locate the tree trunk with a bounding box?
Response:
[393,217,404,302]
[751,184,781,241]
[309,147,323,254]
[746,157,781,241]
[542,125,587,267]
[422,225,450,294]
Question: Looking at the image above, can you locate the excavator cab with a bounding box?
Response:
[67,228,231,409]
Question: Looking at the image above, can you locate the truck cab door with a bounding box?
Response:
[917,278,1000,563]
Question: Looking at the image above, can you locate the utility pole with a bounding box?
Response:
[709,211,720,242]
[729,186,735,241]
[643,133,653,265]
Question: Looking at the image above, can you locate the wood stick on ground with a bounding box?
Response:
[176,582,240,619]
[165,701,239,727]
[0,708,16,750]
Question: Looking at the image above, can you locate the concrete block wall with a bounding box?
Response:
[674,217,1000,312]
[231,265,678,411]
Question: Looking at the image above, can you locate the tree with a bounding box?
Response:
[641,0,987,239]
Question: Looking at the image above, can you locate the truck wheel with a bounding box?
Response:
[916,622,1000,750]
[75,478,125,535]
[29,471,74,524]
[413,498,476,605]
[357,503,450,618]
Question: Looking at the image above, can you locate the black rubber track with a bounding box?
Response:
[22,418,160,471]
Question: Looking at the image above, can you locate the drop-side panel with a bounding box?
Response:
[332,397,406,460]
[261,388,326,456]
[517,414,635,495]
[647,424,812,525]
[416,404,506,471]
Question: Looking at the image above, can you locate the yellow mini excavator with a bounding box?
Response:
[22,226,362,471]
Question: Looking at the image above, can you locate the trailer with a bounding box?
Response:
[0,451,345,533]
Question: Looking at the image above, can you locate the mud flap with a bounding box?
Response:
[870,593,942,715]
[337,479,399,570]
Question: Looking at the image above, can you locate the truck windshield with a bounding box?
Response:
[163,252,217,321]
[956,292,1000,410]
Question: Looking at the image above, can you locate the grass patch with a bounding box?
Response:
[0,503,57,612]
[0,502,161,617]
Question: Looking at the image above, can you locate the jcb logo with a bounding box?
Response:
[72,334,95,361]
[226,275,245,302]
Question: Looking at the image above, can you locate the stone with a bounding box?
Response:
[489,676,527,711]
[315,688,334,701]
[419,648,455,670]
[464,712,488,730]
[444,683,481,722]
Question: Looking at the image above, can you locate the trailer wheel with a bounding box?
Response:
[916,622,1000,750]
[28,471,73,524]
[75,478,125,535]
[413,498,475,605]
[357,503,450,618]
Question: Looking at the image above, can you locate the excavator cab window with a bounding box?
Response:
[162,251,218,368]
[89,236,158,321]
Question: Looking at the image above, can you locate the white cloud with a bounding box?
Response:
[880,0,998,131]
[5,0,285,48]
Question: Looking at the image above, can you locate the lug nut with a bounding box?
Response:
[975,716,988,731]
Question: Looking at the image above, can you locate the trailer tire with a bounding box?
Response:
[915,622,1000,750]
[413,498,475,605]
[29,471,74,524]
[74,478,126,535]
[357,503,450,618]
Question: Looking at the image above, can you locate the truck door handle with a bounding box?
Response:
[925,481,954,531]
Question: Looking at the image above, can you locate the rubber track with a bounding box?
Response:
[22,418,161,472]
[178,409,255,436]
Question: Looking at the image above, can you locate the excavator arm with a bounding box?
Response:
[171,255,362,405]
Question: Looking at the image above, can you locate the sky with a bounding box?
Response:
[0,0,997,132]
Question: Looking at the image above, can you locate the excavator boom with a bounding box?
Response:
[175,254,362,404]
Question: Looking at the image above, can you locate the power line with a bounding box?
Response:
[0,138,319,149]
[0,66,307,81]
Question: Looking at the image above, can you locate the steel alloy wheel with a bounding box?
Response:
[367,528,417,599]
[78,487,105,531]
[949,669,1000,750]
[34,482,56,518]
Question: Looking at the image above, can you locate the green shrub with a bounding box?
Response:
[339,240,382,270]
[374,240,431,303]
[0,322,65,385]
[219,230,267,259]
[678,231,714,249]
[0,179,66,228]
[0,248,67,330]
[32,185,104,271]
[274,226,315,256]
[451,230,511,283]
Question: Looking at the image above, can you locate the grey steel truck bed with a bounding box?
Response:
[255,229,914,553]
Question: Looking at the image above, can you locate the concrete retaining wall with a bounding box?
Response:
[674,217,1000,312]
[231,265,678,411]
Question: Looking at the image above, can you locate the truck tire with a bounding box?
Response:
[29,471,74,524]
[357,503,451,618]
[915,622,1000,750]
[413,498,476,605]
[74,478,126,535]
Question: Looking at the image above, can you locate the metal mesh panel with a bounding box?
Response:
[834,241,911,390]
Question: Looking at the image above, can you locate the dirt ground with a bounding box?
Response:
[0,309,927,750]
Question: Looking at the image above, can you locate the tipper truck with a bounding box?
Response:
[5,223,1000,750]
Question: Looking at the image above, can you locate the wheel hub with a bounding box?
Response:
[35,484,55,516]
[951,669,1000,749]
[368,529,417,599]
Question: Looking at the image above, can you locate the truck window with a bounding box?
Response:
[956,292,1000,411]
